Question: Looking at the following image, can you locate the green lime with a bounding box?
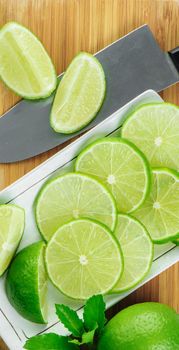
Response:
[75,138,151,213]
[111,214,153,293]
[0,204,25,277]
[122,103,179,170]
[50,52,106,133]
[6,241,47,324]
[0,22,57,99]
[97,302,179,350]
[173,238,179,245]
[45,219,123,300]
[35,172,117,241]
[134,168,179,243]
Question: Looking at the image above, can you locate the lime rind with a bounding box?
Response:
[111,214,153,293]
[0,22,57,99]
[50,52,106,134]
[35,172,117,241]
[75,137,152,213]
[45,218,124,300]
[134,168,179,244]
[0,204,25,277]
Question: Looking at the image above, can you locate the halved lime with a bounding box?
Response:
[0,22,57,99]
[111,214,153,293]
[35,172,117,241]
[122,103,179,170]
[0,204,25,277]
[50,52,106,133]
[134,168,179,243]
[6,241,47,323]
[46,219,123,300]
[75,138,151,213]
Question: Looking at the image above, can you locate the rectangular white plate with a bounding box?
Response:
[0,89,178,350]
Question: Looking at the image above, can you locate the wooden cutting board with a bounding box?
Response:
[0,0,179,349]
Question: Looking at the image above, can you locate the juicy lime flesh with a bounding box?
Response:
[0,205,25,276]
[112,214,153,293]
[122,103,179,170]
[50,52,106,133]
[0,22,56,98]
[46,219,123,300]
[6,241,47,324]
[134,169,179,243]
[75,138,151,213]
[97,302,179,350]
[35,173,117,241]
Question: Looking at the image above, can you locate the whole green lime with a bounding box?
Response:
[6,241,47,324]
[97,303,179,350]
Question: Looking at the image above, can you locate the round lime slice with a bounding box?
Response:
[35,172,117,241]
[122,103,179,170]
[46,219,123,300]
[111,214,153,293]
[75,138,151,213]
[0,204,25,277]
[50,52,106,134]
[6,241,47,323]
[0,22,57,99]
[134,168,179,243]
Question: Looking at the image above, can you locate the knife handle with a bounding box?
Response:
[169,47,179,73]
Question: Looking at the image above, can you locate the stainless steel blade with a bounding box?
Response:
[0,24,178,163]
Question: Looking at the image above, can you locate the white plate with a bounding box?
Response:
[0,89,178,350]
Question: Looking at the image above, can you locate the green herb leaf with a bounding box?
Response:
[83,295,106,333]
[69,327,97,345]
[56,304,84,337]
[24,333,78,349]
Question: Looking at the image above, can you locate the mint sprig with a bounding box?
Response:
[24,295,106,349]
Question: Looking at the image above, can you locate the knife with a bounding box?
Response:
[0,24,178,163]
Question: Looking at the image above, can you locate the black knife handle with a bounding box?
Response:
[169,47,179,73]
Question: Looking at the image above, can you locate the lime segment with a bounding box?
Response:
[122,103,179,170]
[112,214,153,293]
[0,22,57,99]
[50,52,106,133]
[35,172,117,241]
[46,219,123,300]
[0,204,25,277]
[134,168,179,243]
[75,138,151,213]
[6,241,47,323]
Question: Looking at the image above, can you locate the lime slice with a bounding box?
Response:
[0,22,57,99]
[35,172,117,241]
[50,52,106,133]
[46,219,123,300]
[75,138,151,213]
[0,204,25,277]
[122,103,179,170]
[134,168,179,243]
[111,214,153,293]
[6,241,47,323]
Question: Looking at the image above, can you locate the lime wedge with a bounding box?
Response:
[134,168,179,243]
[46,219,123,300]
[122,103,179,170]
[6,241,48,323]
[75,138,151,213]
[50,52,106,133]
[35,172,117,241]
[111,214,153,293]
[0,204,25,277]
[0,22,57,99]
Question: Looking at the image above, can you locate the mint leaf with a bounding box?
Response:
[56,304,84,337]
[69,328,96,345]
[24,333,78,349]
[83,295,106,333]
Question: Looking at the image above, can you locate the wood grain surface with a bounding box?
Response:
[0,0,179,349]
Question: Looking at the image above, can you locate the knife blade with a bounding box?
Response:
[0,24,178,163]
